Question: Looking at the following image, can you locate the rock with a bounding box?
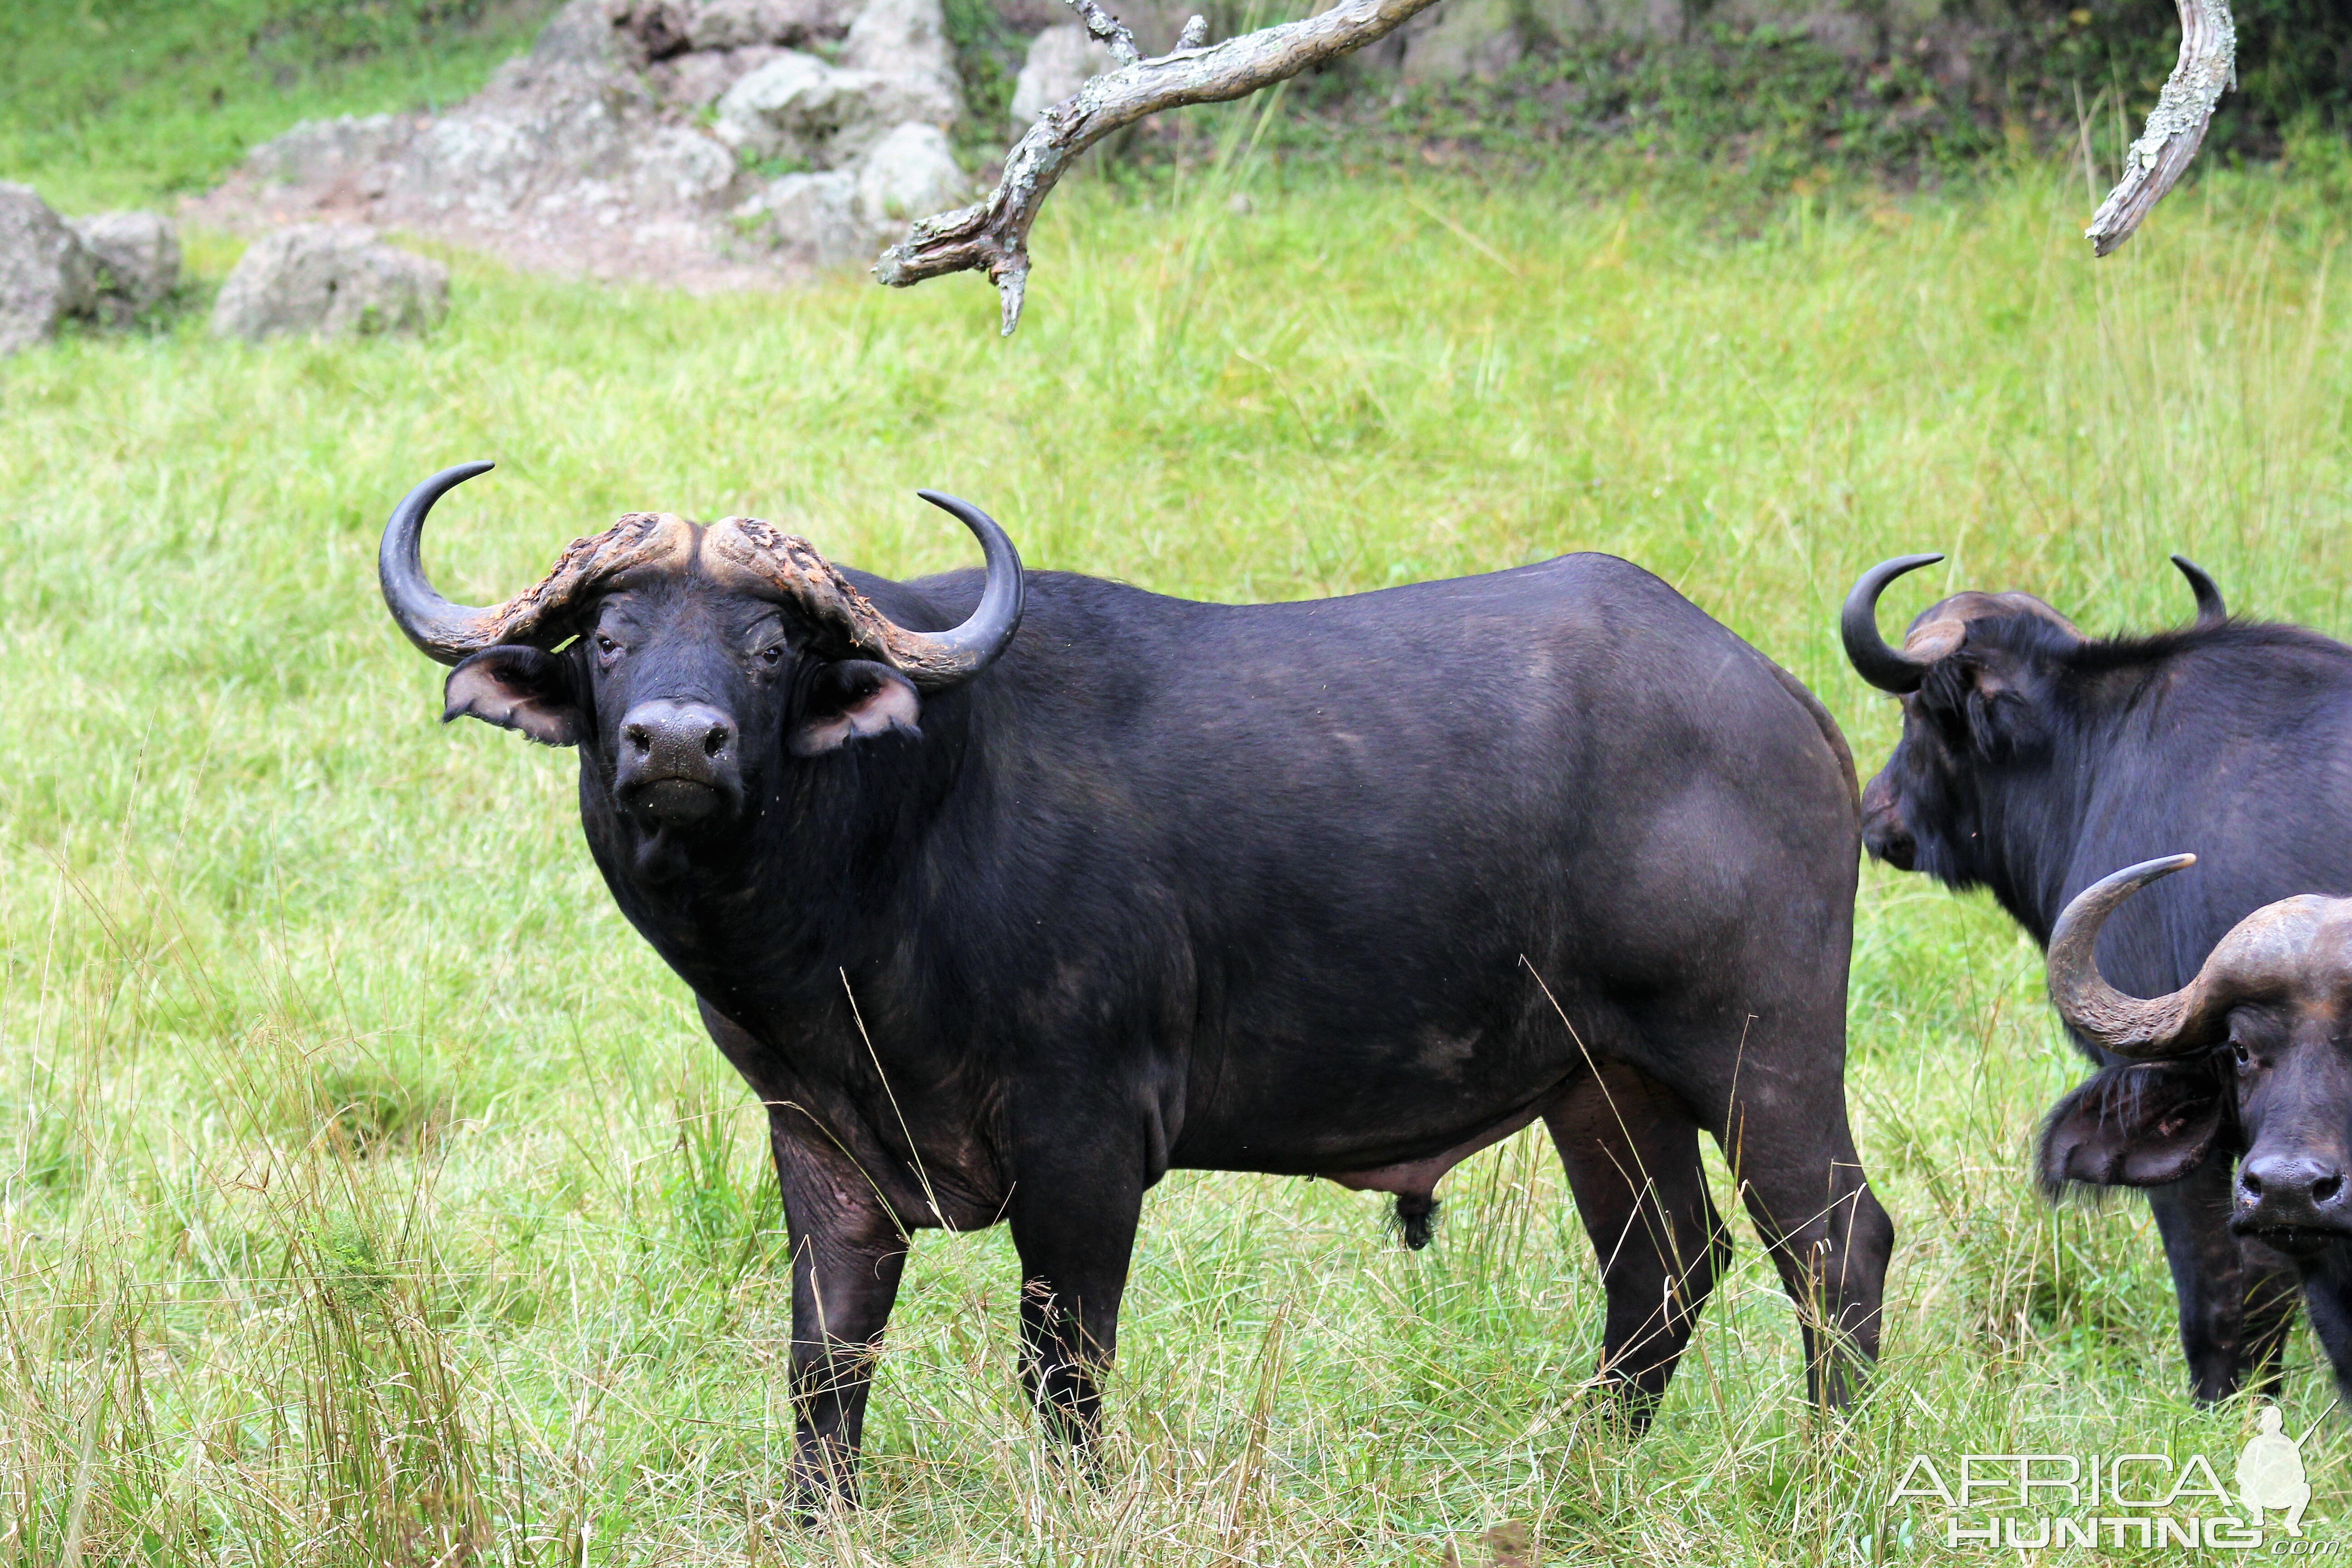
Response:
[210,225,449,341]
[647,43,788,108]
[852,122,967,235]
[688,0,854,48]
[245,113,416,190]
[0,184,95,355]
[1397,0,1524,84]
[192,0,956,290]
[528,0,640,70]
[67,211,181,320]
[738,169,864,265]
[841,0,963,127]
[714,51,925,167]
[1009,24,1118,125]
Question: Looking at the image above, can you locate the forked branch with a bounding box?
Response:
[872,0,1445,334]
[2085,0,2237,256]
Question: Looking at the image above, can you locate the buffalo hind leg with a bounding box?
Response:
[1548,1065,1731,1426]
[1719,1093,1891,1411]
[1005,1151,1144,1457]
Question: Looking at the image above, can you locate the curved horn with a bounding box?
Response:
[1841,554,1946,693]
[885,491,1026,689]
[2046,854,2225,1058]
[2171,554,2227,627]
[705,495,1024,689]
[380,461,499,666]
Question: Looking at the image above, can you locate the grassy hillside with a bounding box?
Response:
[10,4,2352,1565]
[0,1,560,210]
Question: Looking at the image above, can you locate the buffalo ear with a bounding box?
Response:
[1921,652,2045,760]
[2038,1063,2228,1195]
[790,660,920,757]
[443,646,583,746]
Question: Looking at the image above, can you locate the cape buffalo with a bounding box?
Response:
[1842,553,2352,1401]
[384,461,1891,1504]
[2040,855,2352,1400]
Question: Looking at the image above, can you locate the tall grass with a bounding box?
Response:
[3,147,2352,1563]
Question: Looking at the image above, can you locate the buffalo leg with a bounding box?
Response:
[2146,1160,2300,1401]
[2297,1256,2352,1401]
[1547,1064,1731,1424]
[769,1106,911,1508]
[1706,1083,1891,1409]
[1005,1156,1143,1455]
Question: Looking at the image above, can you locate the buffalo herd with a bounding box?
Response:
[379,464,2352,1506]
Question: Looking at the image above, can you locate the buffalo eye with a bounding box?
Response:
[2232,1039,2253,1068]
[759,644,784,667]
[595,633,621,659]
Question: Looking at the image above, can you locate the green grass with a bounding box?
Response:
[10,25,2352,1565]
[0,1,560,211]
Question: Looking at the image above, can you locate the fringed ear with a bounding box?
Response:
[444,646,583,746]
[789,660,921,757]
[2038,1062,2229,1197]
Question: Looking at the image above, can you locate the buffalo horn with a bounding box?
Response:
[894,490,1026,688]
[706,491,1026,691]
[2045,854,2226,1058]
[1840,554,1946,694]
[379,461,501,666]
[2171,554,2227,627]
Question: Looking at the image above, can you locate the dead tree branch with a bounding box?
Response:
[872,0,1444,335]
[2085,0,2236,257]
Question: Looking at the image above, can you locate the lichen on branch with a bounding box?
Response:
[2085,0,2237,257]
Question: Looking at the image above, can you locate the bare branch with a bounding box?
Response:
[872,0,1444,334]
[2085,0,2237,257]
[1063,0,1142,66]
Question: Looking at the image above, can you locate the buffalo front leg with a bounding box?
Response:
[1005,1151,1143,1456]
[2146,1158,2300,1402]
[1546,1064,1731,1426]
[769,1106,911,1509]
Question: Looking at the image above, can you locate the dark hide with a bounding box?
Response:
[441,544,1892,1507]
[1859,604,2352,1401]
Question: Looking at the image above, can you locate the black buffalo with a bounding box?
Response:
[384,462,1892,1504]
[2040,856,2352,1400]
[1841,552,2352,1401]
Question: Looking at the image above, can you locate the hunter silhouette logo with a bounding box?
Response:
[2237,1406,2311,1537]
[1885,1405,2329,1552]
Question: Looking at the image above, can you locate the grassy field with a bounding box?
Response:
[9,12,2352,1563]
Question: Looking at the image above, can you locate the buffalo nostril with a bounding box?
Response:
[2315,1175,2343,1205]
[626,724,652,755]
[703,726,730,758]
[2241,1170,2264,1196]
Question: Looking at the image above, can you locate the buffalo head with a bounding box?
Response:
[1838,553,2226,880]
[378,462,1022,854]
[2039,856,2352,1256]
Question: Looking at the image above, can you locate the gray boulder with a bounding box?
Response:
[737,169,864,265]
[841,0,963,127]
[211,225,450,341]
[68,211,181,320]
[853,122,967,234]
[0,184,96,355]
[1010,24,1118,125]
[714,51,928,167]
[688,0,853,48]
